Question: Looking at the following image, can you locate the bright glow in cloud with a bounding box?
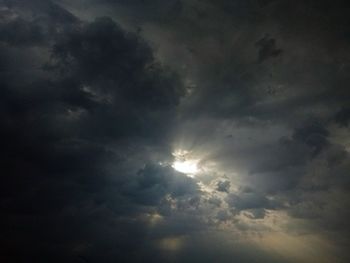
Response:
[172,160,199,176]
[172,149,200,176]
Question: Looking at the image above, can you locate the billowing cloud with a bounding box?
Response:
[1,0,350,262]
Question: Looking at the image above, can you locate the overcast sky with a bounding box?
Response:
[1,0,350,262]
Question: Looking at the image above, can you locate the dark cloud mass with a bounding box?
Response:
[1,0,350,262]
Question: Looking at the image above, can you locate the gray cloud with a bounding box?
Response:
[255,35,283,63]
[1,0,350,262]
[216,180,230,193]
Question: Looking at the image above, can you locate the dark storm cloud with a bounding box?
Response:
[135,1,350,258]
[0,1,191,262]
[334,108,350,127]
[0,17,46,46]
[50,16,184,111]
[2,0,350,262]
[154,0,348,124]
[255,35,283,63]
[91,0,183,21]
[123,163,199,206]
[292,120,330,156]
[2,0,78,23]
[225,187,281,219]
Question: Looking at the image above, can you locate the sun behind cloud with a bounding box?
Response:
[171,149,200,177]
[172,159,199,176]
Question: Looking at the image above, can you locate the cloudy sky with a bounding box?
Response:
[1,0,350,262]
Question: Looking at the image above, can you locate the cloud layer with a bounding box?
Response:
[1,0,350,262]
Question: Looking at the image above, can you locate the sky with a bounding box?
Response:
[1,0,350,262]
